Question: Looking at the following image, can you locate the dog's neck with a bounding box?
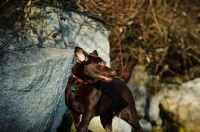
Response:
[72,73,84,84]
[72,73,96,84]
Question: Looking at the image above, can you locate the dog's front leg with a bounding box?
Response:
[100,114,113,132]
[70,110,81,129]
[77,111,94,132]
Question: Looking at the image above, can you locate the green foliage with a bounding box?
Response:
[70,123,76,132]
[162,120,192,132]
[125,29,139,43]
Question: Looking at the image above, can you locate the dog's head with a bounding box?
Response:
[74,47,116,83]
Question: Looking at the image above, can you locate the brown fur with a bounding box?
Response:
[65,47,143,132]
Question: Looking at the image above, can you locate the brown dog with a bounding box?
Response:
[65,47,143,132]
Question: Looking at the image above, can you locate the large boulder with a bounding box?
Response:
[160,78,200,132]
[0,7,110,132]
[127,84,147,119]
[19,6,110,66]
[0,47,73,132]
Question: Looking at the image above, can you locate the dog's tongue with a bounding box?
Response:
[99,75,112,82]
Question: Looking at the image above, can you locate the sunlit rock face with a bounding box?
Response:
[19,6,110,66]
[0,47,73,132]
[0,7,110,132]
[160,78,200,132]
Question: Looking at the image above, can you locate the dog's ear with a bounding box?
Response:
[90,50,98,56]
[74,47,88,63]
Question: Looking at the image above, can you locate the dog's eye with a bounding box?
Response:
[99,61,104,66]
[99,66,104,69]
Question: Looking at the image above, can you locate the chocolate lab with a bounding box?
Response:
[65,47,143,132]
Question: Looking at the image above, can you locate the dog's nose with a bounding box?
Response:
[111,71,116,75]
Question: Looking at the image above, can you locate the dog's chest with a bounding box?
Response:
[68,86,100,113]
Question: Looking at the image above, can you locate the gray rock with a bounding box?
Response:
[0,47,73,132]
[149,91,163,122]
[127,84,147,119]
[139,119,152,132]
[22,7,110,66]
[88,116,152,132]
[160,78,200,132]
[88,116,132,132]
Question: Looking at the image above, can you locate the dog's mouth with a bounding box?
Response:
[98,70,116,82]
[99,75,114,83]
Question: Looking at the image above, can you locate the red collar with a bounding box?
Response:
[72,73,84,84]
